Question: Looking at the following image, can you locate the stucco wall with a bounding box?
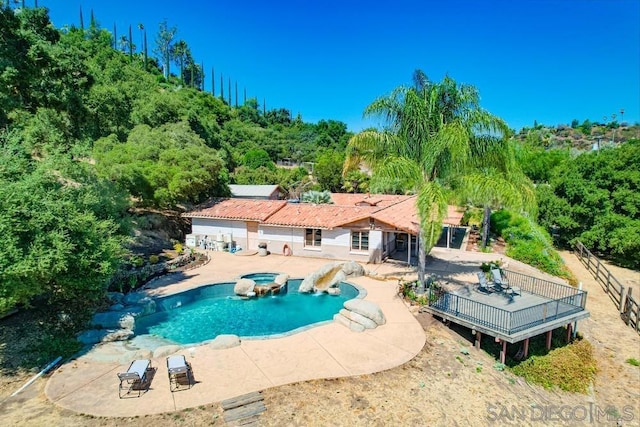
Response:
[191,218,248,249]
[189,218,385,263]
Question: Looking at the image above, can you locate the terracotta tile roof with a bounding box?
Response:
[183,199,287,221]
[183,195,465,232]
[370,196,420,234]
[330,193,413,207]
[263,203,379,229]
[443,205,465,226]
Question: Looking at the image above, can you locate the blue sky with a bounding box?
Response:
[39,0,640,132]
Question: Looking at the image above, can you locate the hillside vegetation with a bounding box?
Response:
[0,5,350,324]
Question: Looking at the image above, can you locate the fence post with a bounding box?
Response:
[606,270,611,293]
[619,286,628,313]
[624,288,633,326]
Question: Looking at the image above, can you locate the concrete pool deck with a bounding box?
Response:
[44,252,426,417]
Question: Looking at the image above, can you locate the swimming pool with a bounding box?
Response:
[134,277,362,345]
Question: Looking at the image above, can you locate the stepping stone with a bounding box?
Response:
[221,391,266,425]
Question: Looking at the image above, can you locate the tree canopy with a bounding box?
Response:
[345,70,533,287]
[536,140,640,269]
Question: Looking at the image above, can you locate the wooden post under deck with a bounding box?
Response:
[566,323,573,343]
[546,330,553,350]
[500,340,507,364]
[475,331,482,349]
[523,338,530,358]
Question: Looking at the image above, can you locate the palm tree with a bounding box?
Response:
[345,70,534,291]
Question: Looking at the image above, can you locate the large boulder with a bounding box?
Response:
[107,292,124,304]
[91,312,135,330]
[339,308,377,329]
[342,261,365,277]
[153,345,183,358]
[333,313,366,332]
[209,334,241,349]
[123,292,147,305]
[137,297,157,316]
[343,299,386,326]
[109,303,125,311]
[234,278,256,296]
[274,274,289,285]
[77,328,134,345]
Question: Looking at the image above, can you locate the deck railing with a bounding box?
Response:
[428,271,587,336]
[504,270,587,308]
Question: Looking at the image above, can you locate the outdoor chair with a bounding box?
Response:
[167,354,193,392]
[117,359,152,398]
[491,268,521,296]
[491,268,508,289]
[477,272,493,293]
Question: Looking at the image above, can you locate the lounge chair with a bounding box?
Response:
[477,272,493,293]
[167,355,193,392]
[117,359,152,398]
[491,268,520,296]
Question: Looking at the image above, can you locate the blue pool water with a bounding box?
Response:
[134,278,360,345]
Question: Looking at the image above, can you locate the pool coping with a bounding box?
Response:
[44,253,426,417]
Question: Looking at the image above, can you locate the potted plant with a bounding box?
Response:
[258,242,268,256]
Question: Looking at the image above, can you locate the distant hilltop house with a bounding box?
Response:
[183,193,464,264]
[229,184,283,200]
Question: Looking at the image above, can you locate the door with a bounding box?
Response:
[246,222,258,250]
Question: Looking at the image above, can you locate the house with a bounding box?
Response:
[228,184,282,200]
[183,193,464,264]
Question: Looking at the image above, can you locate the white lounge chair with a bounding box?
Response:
[477,272,493,293]
[117,359,151,398]
[491,268,520,296]
[167,355,193,392]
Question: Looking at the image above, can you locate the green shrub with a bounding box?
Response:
[149,255,159,264]
[491,210,576,284]
[461,207,483,228]
[512,339,596,393]
[33,333,82,365]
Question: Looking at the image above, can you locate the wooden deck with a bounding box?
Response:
[424,270,590,343]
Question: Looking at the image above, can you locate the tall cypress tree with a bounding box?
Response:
[211,67,215,96]
[79,5,84,30]
[244,88,247,104]
[143,29,148,69]
[113,23,117,50]
[235,81,238,107]
[128,25,133,62]
[220,74,224,102]
[201,62,205,91]
[90,9,96,28]
[227,78,231,105]
[263,98,266,115]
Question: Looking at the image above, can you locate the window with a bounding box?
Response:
[351,231,369,251]
[305,228,322,248]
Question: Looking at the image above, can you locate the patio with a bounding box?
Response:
[43,252,426,417]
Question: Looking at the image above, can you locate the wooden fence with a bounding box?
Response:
[574,241,639,332]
